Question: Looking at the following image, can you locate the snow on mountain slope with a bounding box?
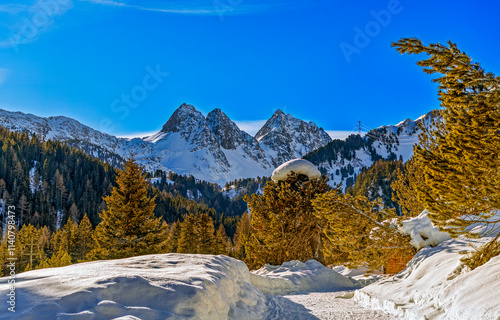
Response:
[256,109,332,168]
[304,111,434,190]
[0,109,125,152]
[0,104,332,185]
[0,105,432,186]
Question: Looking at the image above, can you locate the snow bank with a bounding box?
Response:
[250,259,357,295]
[0,254,267,320]
[271,159,321,182]
[400,210,451,250]
[354,237,500,319]
[332,265,384,287]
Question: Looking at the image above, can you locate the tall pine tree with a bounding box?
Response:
[88,157,168,260]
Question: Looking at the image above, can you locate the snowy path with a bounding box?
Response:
[265,290,396,320]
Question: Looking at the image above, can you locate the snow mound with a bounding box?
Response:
[399,210,451,250]
[0,254,267,320]
[250,259,357,295]
[271,159,321,182]
[354,237,500,319]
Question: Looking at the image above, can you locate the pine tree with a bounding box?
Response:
[74,214,93,261]
[312,190,415,271]
[233,212,251,259]
[88,157,168,260]
[214,223,228,255]
[196,213,216,254]
[392,38,500,238]
[48,247,73,268]
[166,220,182,253]
[244,173,331,269]
[177,214,198,254]
[17,224,43,271]
[391,156,425,217]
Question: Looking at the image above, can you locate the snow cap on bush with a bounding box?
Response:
[271,159,321,182]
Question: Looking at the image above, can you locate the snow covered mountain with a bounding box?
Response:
[256,109,332,167]
[0,104,332,185]
[304,111,434,190]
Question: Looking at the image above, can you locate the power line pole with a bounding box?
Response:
[356,121,362,135]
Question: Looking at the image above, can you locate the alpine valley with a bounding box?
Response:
[0,103,432,188]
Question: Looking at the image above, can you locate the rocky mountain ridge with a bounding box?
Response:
[0,104,333,185]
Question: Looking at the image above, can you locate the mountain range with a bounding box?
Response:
[0,104,432,187]
[0,104,334,185]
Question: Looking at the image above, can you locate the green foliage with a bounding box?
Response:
[195,213,216,254]
[393,38,500,238]
[177,214,198,254]
[312,191,415,271]
[243,173,331,269]
[74,214,94,262]
[151,171,269,230]
[391,157,425,217]
[88,158,168,260]
[233,212,251,260]
[347,159,404,210]
[0,126,115,228]
[215,223,229,255]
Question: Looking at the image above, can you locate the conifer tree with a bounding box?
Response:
[233,212,251,260]
[88,157,168,260]
[0,240,7,277]
[177,214,198,254]
[312,190,415,270]
[74,214,93,261]
[214,223,228,255]
[244,173,331,269]
[166,220,182,253]
[196,213,216,254]
[391,156,425,217]
[392,38,500,238]
[47,247,73,268]
[17,224,43,271]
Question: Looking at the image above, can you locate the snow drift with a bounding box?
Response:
[0,254,357,320]
[354,237,500,319]
[400,210,451,250]
[251,259,357,295]
[0,254,267,320]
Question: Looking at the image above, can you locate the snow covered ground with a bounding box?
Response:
[1,237,498,319]
[354,237,500,320]
[0,254,391,320]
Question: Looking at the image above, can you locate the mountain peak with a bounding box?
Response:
[161,104,204,133]
[272,109,286,118]
[207,108,246,150]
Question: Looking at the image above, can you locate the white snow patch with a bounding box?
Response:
[0,254,268,320]
[399,210,451,250]
[251,260,357,295]
[271,159,321,182]
[354,237,500,319]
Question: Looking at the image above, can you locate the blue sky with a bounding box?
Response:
[0,0,499,138]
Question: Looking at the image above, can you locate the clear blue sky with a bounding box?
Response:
[0,0,499,138]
